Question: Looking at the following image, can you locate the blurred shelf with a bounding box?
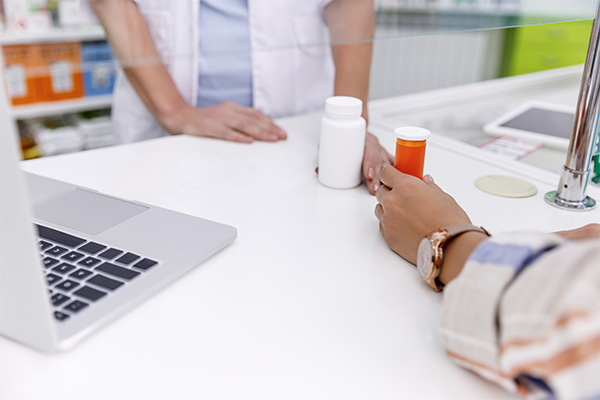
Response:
[377,2,519,16]
[9,95,112,119]
[375,4,520,33]
[375,1,595,33]
[0,26,105,45]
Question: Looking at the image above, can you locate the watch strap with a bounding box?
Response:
[443,223,490,238]
[425,224,490,292]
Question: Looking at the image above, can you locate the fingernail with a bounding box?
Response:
[373,183,379,192]
[279,129,287,138]
[368,167,374,180]
[268,134,279,141]
[423,174,434,183]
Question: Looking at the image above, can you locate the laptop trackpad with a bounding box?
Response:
[33,188,148,236]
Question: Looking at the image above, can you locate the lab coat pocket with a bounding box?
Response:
[141,11,172,68]
[293,14,330,57]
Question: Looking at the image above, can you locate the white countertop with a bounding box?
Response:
[1,68,599,400]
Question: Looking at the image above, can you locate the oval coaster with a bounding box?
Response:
[475,175,538,198]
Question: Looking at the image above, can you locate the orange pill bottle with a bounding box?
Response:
[394,127,431,179]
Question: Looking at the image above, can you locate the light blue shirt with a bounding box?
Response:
[197,0,253,108]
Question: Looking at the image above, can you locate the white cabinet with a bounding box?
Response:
[369,29,504,99]
[370,1,515,99]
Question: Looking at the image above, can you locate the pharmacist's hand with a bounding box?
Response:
[363,132,394,195]
[375,167,471,264]
[162,102,287,143]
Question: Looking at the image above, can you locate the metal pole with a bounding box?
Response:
[545,4,600,211]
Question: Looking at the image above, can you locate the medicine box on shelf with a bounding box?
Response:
[2,41,85,104]
[38,41,84,101]
[18,108,114,159]
[2,43,42,105]
[81,40,116,97]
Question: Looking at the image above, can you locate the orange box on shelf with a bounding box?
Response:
[38,42,84,102]
[1,44,43,106]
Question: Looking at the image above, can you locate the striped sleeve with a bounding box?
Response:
[439,233,600,399]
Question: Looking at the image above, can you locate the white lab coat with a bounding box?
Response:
[82,0,335,143]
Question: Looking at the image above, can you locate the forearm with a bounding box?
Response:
[438,232,488,285]
[88,0,187,131]
[325,0,374,122]
[440,233,599,398]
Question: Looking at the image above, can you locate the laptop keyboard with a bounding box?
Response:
[36,224,159,322]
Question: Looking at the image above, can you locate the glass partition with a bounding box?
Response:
[375,0,597,38]
[0,0,598,159]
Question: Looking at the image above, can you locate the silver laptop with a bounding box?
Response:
[0,73,237,353]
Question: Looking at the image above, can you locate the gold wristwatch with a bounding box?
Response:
[416,223,490,291]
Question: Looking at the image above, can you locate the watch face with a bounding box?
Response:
[417,238,433,279]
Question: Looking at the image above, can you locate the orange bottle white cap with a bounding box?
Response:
[394,127,431,141]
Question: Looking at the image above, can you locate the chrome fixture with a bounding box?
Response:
[545,4,600,211]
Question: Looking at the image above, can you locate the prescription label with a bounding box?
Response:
[4,65,27,97]
[479,135,544,160]
[50,61,74,93]
[1,44,42,105]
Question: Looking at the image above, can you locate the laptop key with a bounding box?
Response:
[51,293,70,307]
[96,262,140,280]
[115,252,140,265]
[46,273,62,285]
[34,229,157,319]
[39,240,53,251]
[54,311,70,321]
[87,274,124,291]
[64,300,88,313]
[78,242,107,255]
[133,258,158,271]
[62,251,85,262]
[52,263,76,275]
[98,248,123,260]
[73,286,106,302]
[78,257,101,268]
[45,246,69,257]
[55,280,79,292]
[36,225,86,248]
[42,257,60,268]
[69,268,94,280]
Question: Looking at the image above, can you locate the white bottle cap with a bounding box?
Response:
[394,126,431,141]
[325,96,363,117]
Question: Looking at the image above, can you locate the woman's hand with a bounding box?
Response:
[374,166,471,264]
[161,102,287,143]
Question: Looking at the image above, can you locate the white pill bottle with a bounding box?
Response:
[318,96,366,189]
